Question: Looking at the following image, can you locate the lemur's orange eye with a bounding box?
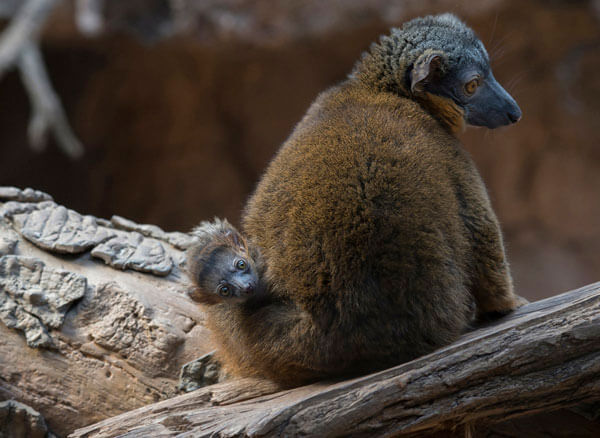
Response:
[464,78,480,95]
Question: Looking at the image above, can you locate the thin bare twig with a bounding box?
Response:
[75,0,104,36]
[0,0,84,159]
[19,42,84,157]
[0,0,57,78]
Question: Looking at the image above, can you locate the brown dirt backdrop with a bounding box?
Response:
[1,0,598,301]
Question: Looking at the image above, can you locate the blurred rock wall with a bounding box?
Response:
[0,0,598,300]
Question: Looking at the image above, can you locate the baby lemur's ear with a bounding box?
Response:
[190,217,244,250]
[214,218,245,248]
[225,229,243,248]
[410,51,447,93]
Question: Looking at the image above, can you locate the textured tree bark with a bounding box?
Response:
[0,187,213,437]
[69,282,600,437]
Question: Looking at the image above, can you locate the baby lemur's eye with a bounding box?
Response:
[217,284,231,297]
[235,259,247,270]
[464,77,480,96]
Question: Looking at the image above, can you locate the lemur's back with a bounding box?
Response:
[242,83,475,371]
[194,14,523,387]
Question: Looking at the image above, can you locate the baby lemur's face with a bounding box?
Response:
[193,244,259,303]
[187,218,264,305]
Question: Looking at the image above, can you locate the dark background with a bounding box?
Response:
[1,0,599,301]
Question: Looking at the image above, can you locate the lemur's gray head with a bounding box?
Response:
[353,13,521,129]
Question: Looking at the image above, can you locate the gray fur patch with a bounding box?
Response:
[352,13,488,96]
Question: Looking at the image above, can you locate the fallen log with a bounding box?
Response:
[0,187,214,436]
[70,281,600,437]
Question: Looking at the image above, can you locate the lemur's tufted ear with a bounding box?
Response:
[410,51,447,93]
[224,229,243,248]
[215,218,244,249]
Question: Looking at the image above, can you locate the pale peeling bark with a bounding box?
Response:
[0,187,213,437]
[70,282,600,437]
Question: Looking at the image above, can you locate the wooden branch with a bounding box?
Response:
[71,282,600,437]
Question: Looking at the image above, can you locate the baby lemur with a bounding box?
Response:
[187,218,265,305]
[187,14,526,387]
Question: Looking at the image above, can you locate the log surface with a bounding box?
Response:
[0,188,213,436]
[71,282,600,437]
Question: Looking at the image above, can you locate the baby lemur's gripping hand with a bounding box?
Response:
[186,218,264,305]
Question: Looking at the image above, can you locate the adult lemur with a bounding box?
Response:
[187,13,525,387]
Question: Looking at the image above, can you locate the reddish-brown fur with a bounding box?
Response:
[191,16,525,387]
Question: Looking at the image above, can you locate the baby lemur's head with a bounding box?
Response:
[186,218,262,305]
[353,13,521,131]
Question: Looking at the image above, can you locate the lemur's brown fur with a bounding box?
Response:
[189,14,525,387]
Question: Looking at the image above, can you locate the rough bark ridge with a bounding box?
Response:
[0,187,213,437]
[0,400,56,438]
